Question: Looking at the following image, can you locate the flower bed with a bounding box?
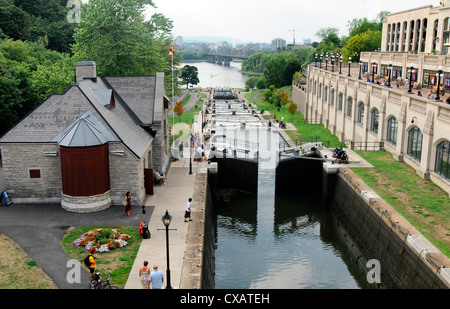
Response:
[73,228,131,252]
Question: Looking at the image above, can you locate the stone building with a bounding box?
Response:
[381,0,450,55]
[0,62,170,212]
[293,2,450,196]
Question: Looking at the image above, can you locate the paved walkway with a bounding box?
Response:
[125,97,208,289]
[124,156,205,289]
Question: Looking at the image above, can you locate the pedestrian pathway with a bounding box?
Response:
[125,97,208,289]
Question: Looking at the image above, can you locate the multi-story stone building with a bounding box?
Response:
[293,3,450,196]
[382,0,450,55]
[0,62,170,212]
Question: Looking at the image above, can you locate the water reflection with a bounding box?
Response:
[214,167,363,289]
[181,62,249,89]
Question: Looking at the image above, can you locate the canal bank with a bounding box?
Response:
[135,88,450,289]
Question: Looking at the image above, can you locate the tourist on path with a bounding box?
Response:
[124,191,132,216]
[139,261,151,289]
[184,197,193,222]
[88,248,96,282]
[148,265,164,289]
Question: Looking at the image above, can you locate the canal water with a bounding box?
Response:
[195,62,367,288]
[181,61,249,89]
[213,165,368,289]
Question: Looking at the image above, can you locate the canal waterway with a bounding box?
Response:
[213,166,368,289]
[181,61,249,89]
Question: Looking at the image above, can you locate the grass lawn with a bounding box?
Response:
[246,87,342,148]
[351,151,450,257]
[0,233,57,289]
[61,226,142,288]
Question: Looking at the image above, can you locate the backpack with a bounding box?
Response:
[84,254,92,267]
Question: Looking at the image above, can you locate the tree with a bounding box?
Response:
[72,0,174,77]
[287,101,298,116]
[173,101,185,120]
[343,29,382,61]
[180,65,199,89]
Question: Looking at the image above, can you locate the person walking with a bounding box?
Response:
[184,197,193,222]
[87,248,96,282]
[124,192,132,216]
[139,261,151,289]
[179,141,184,158]
[148,265,164,289]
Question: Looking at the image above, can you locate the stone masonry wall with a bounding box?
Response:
[331,167,450,288]
[1,143,62,204]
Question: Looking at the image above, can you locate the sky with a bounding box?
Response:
[147,0,438,44]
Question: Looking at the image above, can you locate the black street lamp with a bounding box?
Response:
[408,63,415,93]
[339,55,343,74]
[371,60,376,83]
[325,53,328,70]
[315,54,318,67]
[436,65,443,101]
[348,56,352,77]
[331,54,335,72]
[387,61,393,87]
[159,210,176,289]
[358,61,362,80]
[189,133,193,175]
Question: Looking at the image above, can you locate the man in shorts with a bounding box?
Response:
[88,248,96,282]
[184,198,192,222]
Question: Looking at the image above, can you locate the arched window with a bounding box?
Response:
[407,127,423,162]
[386,117,398,146]
[330,89,335,106]
[338,93,343,111]
[346,97,353,117]
[319,83,322,98]
[370,108,379,134]
[357,102,364,125]
[324,86,328,102]
[435,140,450,181]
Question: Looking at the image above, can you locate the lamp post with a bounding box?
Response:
[339,55,343,74]
[408,63,415,93]
[320,53,323,69]
[387,61,393,87]
[371,60,376,83]
[331,54,335,72]
[159,210,176,289]
[348,56,352,77]
[358,61,362,80]
[325,53,328,70]
[315,54,318,67]
[436,65,443,101]
[189,133,193,175]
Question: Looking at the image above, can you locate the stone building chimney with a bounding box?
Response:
[75,61,97,83]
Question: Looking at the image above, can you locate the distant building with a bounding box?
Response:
[0,62,170,212]
[303,38,312,45]
[271,38,286,51]
[175,36,184,47]
[381,0,450,55]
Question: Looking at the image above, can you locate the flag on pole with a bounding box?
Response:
[169,45,174,56]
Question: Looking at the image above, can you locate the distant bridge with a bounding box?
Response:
[205,45,259,66]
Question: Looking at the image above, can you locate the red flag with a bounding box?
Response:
[169,45,174,56]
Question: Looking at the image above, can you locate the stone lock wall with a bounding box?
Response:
[331,167,450,289]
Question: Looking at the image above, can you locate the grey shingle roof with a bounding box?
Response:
[0,73,165,159]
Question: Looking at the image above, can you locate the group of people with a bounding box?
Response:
[138,262,165,289]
